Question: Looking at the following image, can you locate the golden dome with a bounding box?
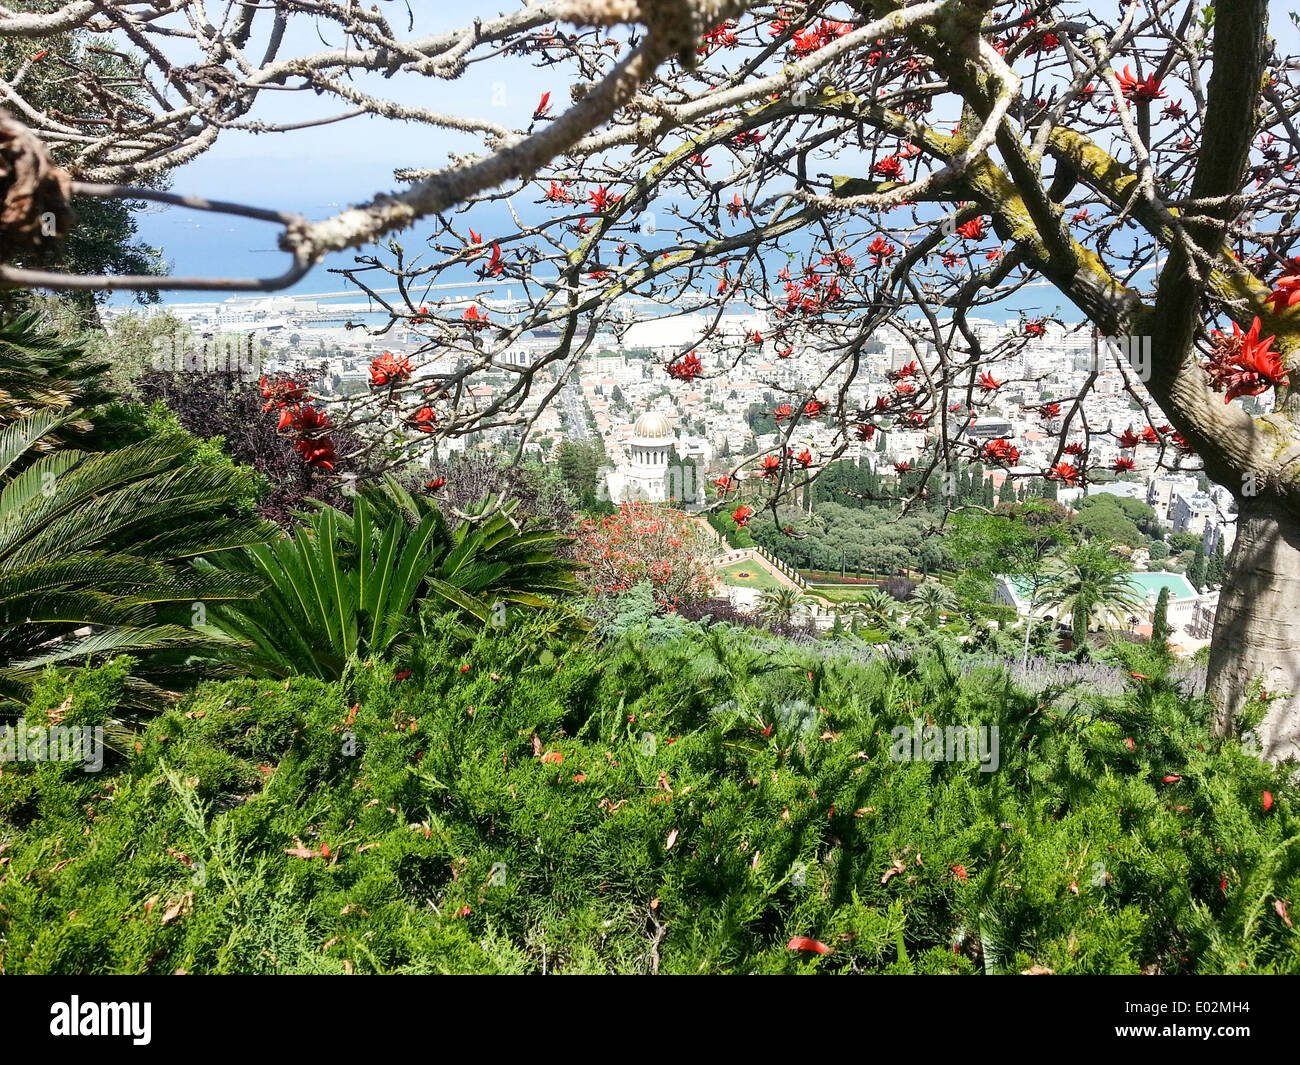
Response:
[631,411,673,442]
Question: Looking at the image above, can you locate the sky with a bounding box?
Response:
[115,2,1300,319]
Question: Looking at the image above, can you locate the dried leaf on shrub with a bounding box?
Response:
[160,892,193,925]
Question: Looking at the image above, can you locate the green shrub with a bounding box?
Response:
[1,618,1296,975]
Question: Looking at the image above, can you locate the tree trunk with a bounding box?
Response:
[1208,497,1300,761]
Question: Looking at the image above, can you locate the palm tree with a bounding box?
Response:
[1043,541,1146,648]
[910,579,958,628]
[201,477,585,679]
[0,409,273,701]
[855,586,898,630]
[758,585,805,627]
[0,311,110,431]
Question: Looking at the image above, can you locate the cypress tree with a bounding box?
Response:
[1152,586,1171,648]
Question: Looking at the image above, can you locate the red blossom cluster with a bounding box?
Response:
[576,503,715,600]
[1202,317,1289,403]
[982,438,1020,466]
[790,18,852,58]
[667,351,703,382]
[369,350,413,388]
[1115,65,1166,104]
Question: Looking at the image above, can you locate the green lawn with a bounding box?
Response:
[807,585,878,604]
[714,560,787,592]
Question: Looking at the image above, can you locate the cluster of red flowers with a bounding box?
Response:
[576,503,714,599]
[872,154,905,181]
[369,351,413,388]
[867,235,897,266]
[667,351,703,382]
[774,258,849,320]
[698,20,739,54]
[262,376,337,471]
[1115,65,1166,104]
[587,184,620,213]
[790,18,851,57]
[1045,461,1081,485]
[1202,317,1289,403]
[1265,260,1300,315]
[982,438,1020,466]
[259,375,305,411]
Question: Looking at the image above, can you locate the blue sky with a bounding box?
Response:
[120,2,1299,319]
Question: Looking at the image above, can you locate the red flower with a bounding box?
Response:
[1115,65,1166,103]
[1204,317,1288,402]
[1140,425,1160,444]
[978,371,1002,392]
[950,864,968,882]
[787,937,832,955]
[462,305,490,330]
[410,406,437,433]
[478,241,504,279]
[587,184,620,212]
[1045,462,1079,485]
[533,91,552,120]
[773,402,793,423]
[955,217,986,241]
[1265,272,1300,315]
[425,477,446,491]
[872,154,904,181]
[296,436,336,470]
[794,448,813,467]
[1037,403,1061,419]
[260,375,306,410]
[867,235,897,265]
[982,438,1020,466]
[803,399,825,418]
[1064,442,1087,456]
[290,404,333,437]
[854,423,875,442]
[1116,428,1140,449]
[667,351,703,382]
[1263,790,1274,812]
[777,345,794,359]
[1113,457,1136,472]
[760,454,782,477]
[544,180,572,204]
[1023,318,1047,338]
[726,193,747,219]
[369,350,413,388]
[712,475,735,493]
[747,330,764,346]
[893,461,911,473]
[731,504,753,528]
